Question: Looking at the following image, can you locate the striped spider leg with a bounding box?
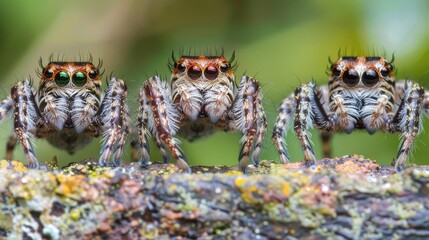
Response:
[273,56,427,171]
[136,53,267,173]
[0,58,129,168]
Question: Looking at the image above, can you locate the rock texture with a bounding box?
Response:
[0,155,429,239]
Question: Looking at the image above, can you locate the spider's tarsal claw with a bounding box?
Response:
[27,159,39,169]
[98,158,108,167]
[112,159,122,167]
[252,156,260,167]
[162,155,170,164]
[394,160,406,172]
[305,160,318,168]
[239,155,250,173]
[176,158,192,173]
[139,159,151,168]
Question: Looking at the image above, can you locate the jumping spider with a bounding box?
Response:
[135,53,267,173]
[0,57,129,168]
[272,56,429,171]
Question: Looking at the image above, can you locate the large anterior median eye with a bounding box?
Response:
[342,69,359,87]
[72,72,87,86]
[362,69,379,87]
[55,71,70,86]
[204,65,219,80]
[188,65,202,80]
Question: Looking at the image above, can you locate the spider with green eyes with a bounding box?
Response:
[0,57,130,168]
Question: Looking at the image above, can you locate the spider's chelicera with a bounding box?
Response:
[135,53,267,173]
[0,58,129,168]
[272,56,429,171]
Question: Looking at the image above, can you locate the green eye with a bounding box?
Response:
[55,71,70,86]
[72,72,87,86]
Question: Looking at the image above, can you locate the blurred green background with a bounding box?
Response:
[0,0,428,167]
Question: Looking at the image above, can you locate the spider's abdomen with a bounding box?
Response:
[45,129,94,154]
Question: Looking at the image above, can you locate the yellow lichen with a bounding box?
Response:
[56,174,86,196]
[226,170,243,176]
[0,160,27,172]
[234,177,245,187]
[280,181,292,197]
[241,185,263,205]
[70,208,80,220]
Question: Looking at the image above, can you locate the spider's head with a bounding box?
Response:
[40,61,102,88]
[329,56,394,88]
[171,54,235,83]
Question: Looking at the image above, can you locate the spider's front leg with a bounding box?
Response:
[272,94,295,164]
[273,82,333,167]
[391,81,425,171]
[98,77,129,167]
[233,76,267,172]
[137,76,191,173]
[0,96,16,159]
[10,80,40,168]
[423,88,429,117]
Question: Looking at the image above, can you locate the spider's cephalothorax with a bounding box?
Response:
[135,53,267,173]
[0,59,129,168]
[272,56,429,171]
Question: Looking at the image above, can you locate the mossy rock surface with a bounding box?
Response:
[0,156,429,239]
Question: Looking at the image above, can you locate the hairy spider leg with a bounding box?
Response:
[98,78,129,167]
[0,96,16,159]
[234,76,266,172]
[251,90,267,167]
[11,80,40,168]
[390,80,425,171]
[139,76,191,173]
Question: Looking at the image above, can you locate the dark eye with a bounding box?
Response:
[177,63,186,73]
[220,64,229,73]
[331,65,341,77]
[88,69,98,79]
[55,71,70,86]
[342,69,359,87]
[44,69,53,78]
[362,69,379,87]
[381,64,393,77]
[72,72,87,87]
[188,65,202,80]
[204,66,219,80]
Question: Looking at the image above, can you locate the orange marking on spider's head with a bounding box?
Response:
[172,56,234,81]
[40,62,101,87]
[330,56,395,87]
